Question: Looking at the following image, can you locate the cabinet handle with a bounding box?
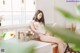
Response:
[3,0,5,5]
[22,0,24,3]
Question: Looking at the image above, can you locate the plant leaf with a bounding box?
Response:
[55,7,80,22]
[77,5,80,14]
[0,40,35,53]
[45,26,80,51]
[2,33,6,38]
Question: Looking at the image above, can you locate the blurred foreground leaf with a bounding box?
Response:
[77,5,80,14]
[0,40,35,53]
[45,26,80,51]
[55,8,80,22]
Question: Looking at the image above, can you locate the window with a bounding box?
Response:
[0,0,36,26]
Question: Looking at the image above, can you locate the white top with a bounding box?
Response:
[32,21,46,34]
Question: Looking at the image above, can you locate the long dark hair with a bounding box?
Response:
[33,10,45,25]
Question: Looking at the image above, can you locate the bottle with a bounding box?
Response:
[18,32,20,40]
[71,23,76,31]
[27,31,32,40]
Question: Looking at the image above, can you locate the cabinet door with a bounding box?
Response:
[0,0,3,11]
[0,0,11,11]
[12,12,21,25]
[26,0,35,11]
[12,0,21,11]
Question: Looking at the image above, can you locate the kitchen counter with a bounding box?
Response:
[0,24,28,30]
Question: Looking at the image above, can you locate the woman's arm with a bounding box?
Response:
[29,22,38,33]
[30,22,47,35]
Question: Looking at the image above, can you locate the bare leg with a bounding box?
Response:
[39,34,66,53]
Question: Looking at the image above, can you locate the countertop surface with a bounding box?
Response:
[0,39,57,53]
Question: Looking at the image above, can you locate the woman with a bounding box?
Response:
[28,10,67,53]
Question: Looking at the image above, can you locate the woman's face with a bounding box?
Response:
[37,13,42,20]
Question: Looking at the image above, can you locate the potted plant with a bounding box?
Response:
[45,5,80,52]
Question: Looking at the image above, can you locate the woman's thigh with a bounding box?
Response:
[39,34,63,43]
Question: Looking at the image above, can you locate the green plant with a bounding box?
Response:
[45,5,80,51]
[0,40,35,53]
[2,33,6,38]
[55,7,80,22]
[46,26,80,51]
